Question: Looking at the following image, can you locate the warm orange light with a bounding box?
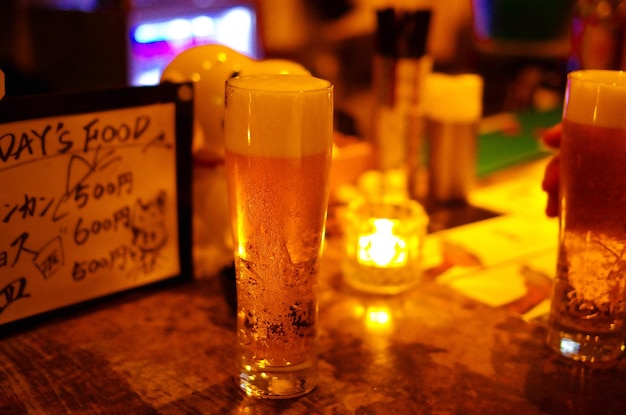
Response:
[365,306,393,335]
[367,308,391,326]
[357,218,408,268]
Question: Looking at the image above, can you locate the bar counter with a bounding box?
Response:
[2,229,626,415]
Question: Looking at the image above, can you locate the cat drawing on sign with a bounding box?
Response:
[130,191,168,275]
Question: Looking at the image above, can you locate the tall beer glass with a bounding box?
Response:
[224,74,333,398]
[547,70,626,363]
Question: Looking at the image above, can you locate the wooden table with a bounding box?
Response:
[2,234,626,415]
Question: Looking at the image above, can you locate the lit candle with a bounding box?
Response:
[342,199,428,295]
[357,218,408,268]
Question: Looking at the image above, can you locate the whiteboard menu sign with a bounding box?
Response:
[0,84,193,329]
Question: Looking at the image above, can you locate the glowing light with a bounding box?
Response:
[135,69,161,86]
[217,7,253,54]
[357,218,408,268]
[191,16,214,37]
[365,306,393,331]
[165,19,192,41]
[132,16,216,44]
[368,309,390,325]
[560,338,581,356]
[134,24,159,44]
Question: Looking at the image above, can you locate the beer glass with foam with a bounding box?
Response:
[547,70,626,364]
[224,74,333,397]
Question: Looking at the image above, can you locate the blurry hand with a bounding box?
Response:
[541,124,561,218]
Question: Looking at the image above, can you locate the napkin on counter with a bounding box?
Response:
[423,211,558,317]
[423,156,558,317]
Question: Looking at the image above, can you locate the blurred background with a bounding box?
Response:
[1,0,624,138]
[2,0,625,279]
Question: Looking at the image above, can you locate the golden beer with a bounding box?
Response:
[224,74,333,398]
[547,70,626,363]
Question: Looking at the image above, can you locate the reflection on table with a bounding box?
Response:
[2,156,626,414]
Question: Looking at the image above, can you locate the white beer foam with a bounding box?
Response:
[225,74,333,157]
[565,70,626,129]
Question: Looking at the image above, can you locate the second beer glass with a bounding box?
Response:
[547,70,626,364]
[224,74,333,398]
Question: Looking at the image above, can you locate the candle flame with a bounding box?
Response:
[357,218,408,268]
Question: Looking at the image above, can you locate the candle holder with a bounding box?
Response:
[342,198,428,295]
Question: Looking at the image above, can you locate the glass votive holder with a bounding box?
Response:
[342,198,429,295]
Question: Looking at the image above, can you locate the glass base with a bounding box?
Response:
[546,326,625,365]
[342,261,421,295]
[238,359,318,399]
[344,276,419,295]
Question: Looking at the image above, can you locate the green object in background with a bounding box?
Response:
[472,0,576,41]
[477,108,561,177]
